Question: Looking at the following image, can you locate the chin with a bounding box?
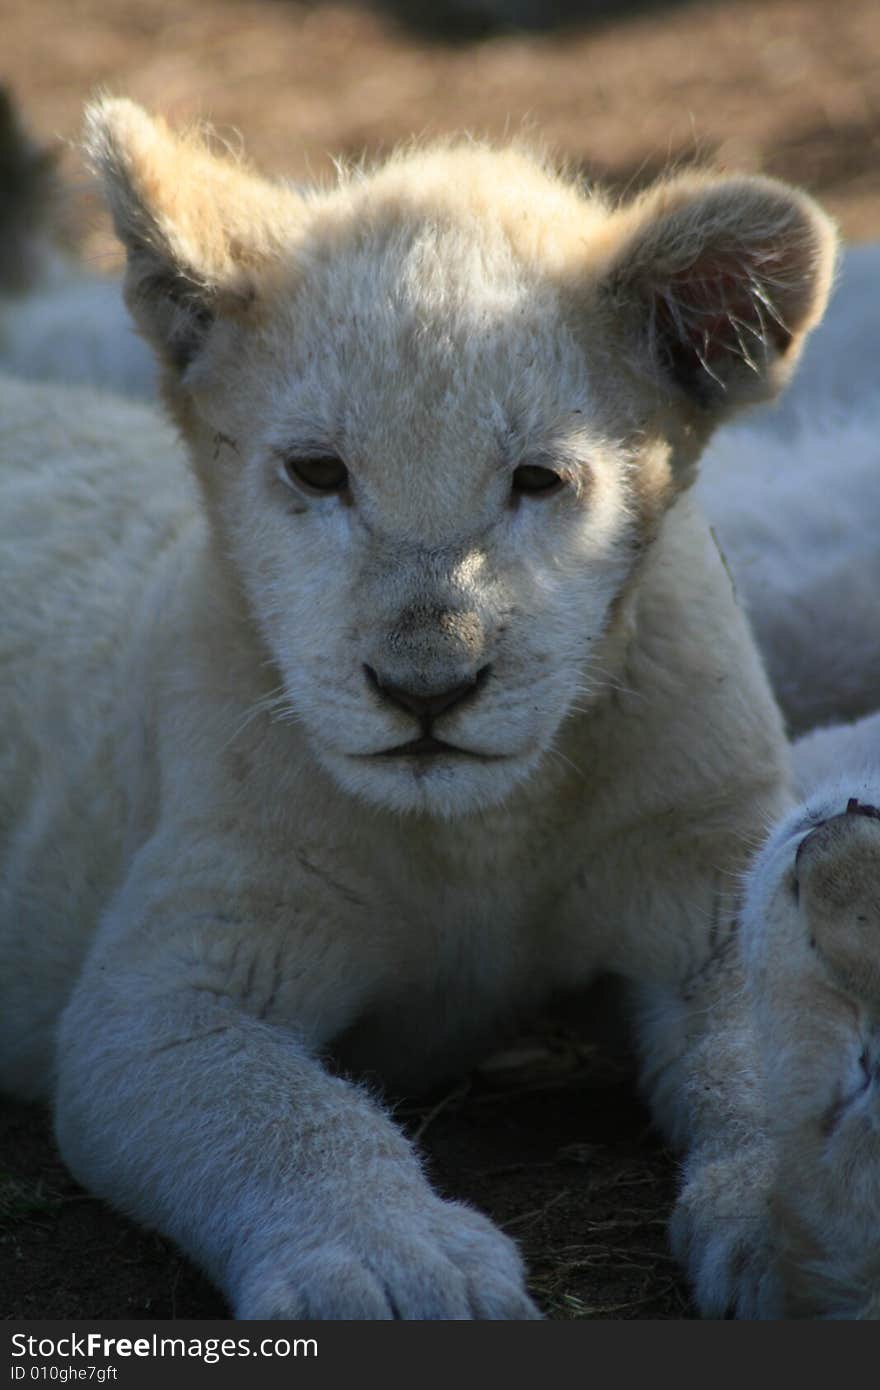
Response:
[317,744,545,820]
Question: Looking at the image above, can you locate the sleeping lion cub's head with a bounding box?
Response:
[86,101,835,816]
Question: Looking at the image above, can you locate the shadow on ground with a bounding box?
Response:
[1,1023,690,1320]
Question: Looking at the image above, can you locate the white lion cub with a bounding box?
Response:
[0,100,837,1318]
[742,712,880,1318]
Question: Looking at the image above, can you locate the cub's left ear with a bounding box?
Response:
[84,97,301,377]
[602,173,837,416]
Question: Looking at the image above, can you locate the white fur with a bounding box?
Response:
[0,258,156,400]
[697,244,880,734]
[0,102,845,1319]
[2,366,789,1317]
[740,712,880,1317]
[697,403,880,734]
[3,203,876,742]
[766,244,880,425]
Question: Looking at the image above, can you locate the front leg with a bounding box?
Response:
[632,948,780,1319]
[575,817,785,1319]
[54,841,538,1320]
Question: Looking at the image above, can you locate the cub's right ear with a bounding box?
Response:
[84,98,301,375]
[597,172,838,421]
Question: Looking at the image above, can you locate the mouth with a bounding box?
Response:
[371,735,503,761]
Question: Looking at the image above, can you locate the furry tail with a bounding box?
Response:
[0,86,58,294]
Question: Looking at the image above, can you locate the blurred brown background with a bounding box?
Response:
[4,0,880,269]
[1,0,879,1322]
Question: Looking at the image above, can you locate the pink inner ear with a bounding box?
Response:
[656,251,793,381]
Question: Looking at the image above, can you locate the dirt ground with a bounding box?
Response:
[2,0,879,1322]
[2,1020,687,1320]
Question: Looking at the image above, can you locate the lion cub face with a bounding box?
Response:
[87,101,835,816]
[196,217,642,816]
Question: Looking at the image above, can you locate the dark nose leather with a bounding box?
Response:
[363,664,489,722]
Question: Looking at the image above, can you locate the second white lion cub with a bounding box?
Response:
[0,101,837,1318]
[742,712,880,1318]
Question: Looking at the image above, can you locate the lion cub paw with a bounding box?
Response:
[233,1198,541,1320]
[745,792,880,1317]
[670,1142,781,1318]
[795,801,880,1011]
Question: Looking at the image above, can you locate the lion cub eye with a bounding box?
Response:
[512,464,563,497]
[285,456,349,495]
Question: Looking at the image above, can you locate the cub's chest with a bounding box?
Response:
[320,867,602,1091]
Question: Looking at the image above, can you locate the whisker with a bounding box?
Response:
[219,684,290,751]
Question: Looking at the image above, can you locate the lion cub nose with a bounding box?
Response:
[363,664,489,723]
